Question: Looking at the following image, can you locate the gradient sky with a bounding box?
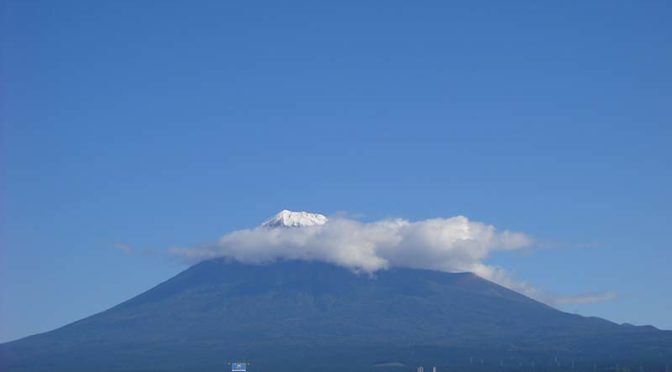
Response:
[1,0,671,343]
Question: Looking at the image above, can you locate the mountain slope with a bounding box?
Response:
[2,259,671,371]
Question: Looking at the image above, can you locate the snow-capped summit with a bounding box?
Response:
[261,209,328,228]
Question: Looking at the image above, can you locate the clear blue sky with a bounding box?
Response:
[1,0,670,342]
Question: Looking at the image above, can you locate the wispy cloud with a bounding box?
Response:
[112,242,133,253]
[551,291,618,305]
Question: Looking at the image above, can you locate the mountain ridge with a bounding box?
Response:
[2,259,671,371]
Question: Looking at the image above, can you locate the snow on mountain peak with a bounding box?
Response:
[261,210,328,228]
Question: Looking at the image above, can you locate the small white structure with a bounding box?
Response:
[232,362,247,372]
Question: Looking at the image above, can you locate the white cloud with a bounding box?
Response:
[173,215,531,272]
[551,291,619,305]
[112,242,133,253]
[172,214,616,306]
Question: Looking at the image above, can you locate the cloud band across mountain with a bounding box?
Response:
[174,213,530,279]
[172,211,614,306]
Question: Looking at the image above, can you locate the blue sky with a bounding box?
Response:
[1,0,671,342]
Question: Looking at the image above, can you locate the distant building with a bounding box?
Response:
[417,367,424,372]
[232,362,247,372]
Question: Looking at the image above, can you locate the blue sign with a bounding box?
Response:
[232,362,247,372]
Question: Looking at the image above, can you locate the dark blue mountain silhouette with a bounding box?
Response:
[2,259,671,371]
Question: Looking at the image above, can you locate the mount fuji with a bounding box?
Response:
[260,210,328,228]
[2,211,672,372]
